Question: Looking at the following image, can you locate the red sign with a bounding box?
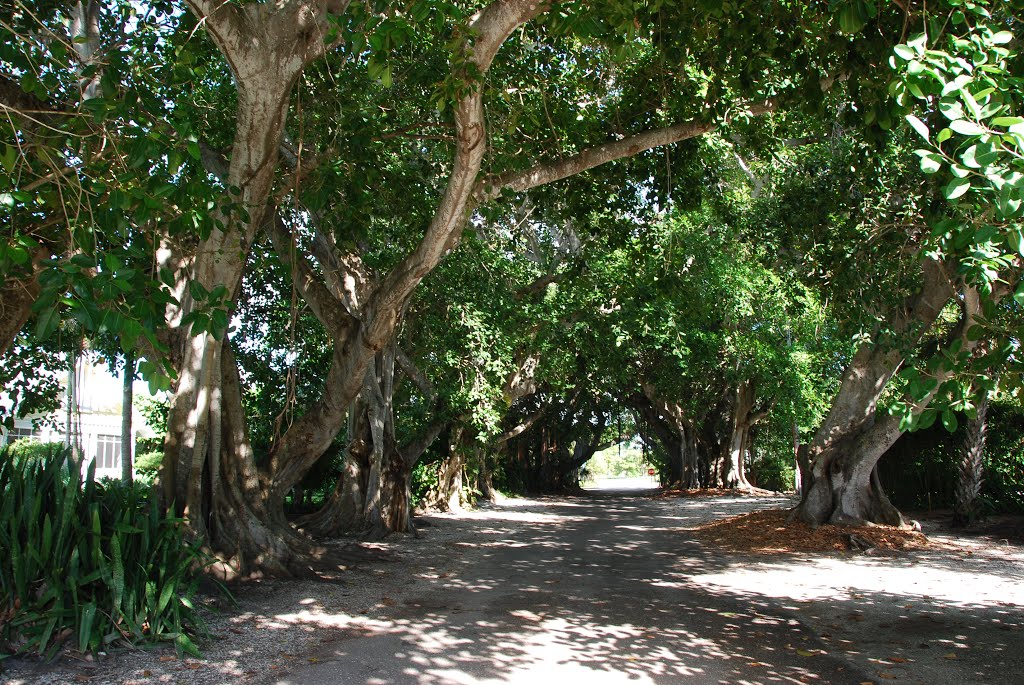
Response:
[647,468,655,476]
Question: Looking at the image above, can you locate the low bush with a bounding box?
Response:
[133,450,164,482]
[0,445,220,661]
[5,440,63,463]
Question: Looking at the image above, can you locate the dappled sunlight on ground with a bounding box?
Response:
[268,492,880,685]
[292,491,1015,684]
[18,490,1015,685]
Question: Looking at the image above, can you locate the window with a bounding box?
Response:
[4,426,40,445]
[95,435,121,470]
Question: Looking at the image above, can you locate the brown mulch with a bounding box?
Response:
[687,508,936,555]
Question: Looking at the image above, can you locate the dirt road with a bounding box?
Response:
[273,489,879,684]
[9,487,1020,685]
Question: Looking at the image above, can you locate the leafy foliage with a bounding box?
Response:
[0,446,222,660]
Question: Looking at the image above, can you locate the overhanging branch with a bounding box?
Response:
[474,101,775,203]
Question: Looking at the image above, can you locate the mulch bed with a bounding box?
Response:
[686,508,934,555]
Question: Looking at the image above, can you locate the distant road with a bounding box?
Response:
[583,476,660,491]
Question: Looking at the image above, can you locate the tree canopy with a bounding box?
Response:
[2,0,1023,576]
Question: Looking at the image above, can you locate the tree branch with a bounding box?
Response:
[474,101,776,203]
[496,405,546,445]
[265,214,356,338]
[395,348,436,402]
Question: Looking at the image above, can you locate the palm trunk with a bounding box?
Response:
[953,394,989,526]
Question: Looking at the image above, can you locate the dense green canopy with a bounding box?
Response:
[2,0,1023,576]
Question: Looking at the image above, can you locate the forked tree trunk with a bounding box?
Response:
[420,426,467,512]
[953,394,989,527]
[161,1,334,572]
[720,381,757,489]
[794,259,959,526]
[298,353,447,539]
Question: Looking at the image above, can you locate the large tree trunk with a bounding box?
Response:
[420,427,467,512]
[953,394,989,526]
[0,248,50,358]
[720,381,755,489]
[160,1,334,572]
[794,259,962,526]
[298,351,448,539]
[631,389,698,487]
[719,380,771,489]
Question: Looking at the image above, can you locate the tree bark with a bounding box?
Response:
[794,258,963,526]
[121,350,134,484]
[0,248,50,358]
[953,393,989,526]
[161,1,335,569]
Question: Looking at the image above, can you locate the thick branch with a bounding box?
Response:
[265,215,356,337]
[474,101,775,203]
[496,406,546,445]
[396,348,436,402]
[401,415,449,466]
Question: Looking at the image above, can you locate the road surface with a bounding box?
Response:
[273,487,871,684]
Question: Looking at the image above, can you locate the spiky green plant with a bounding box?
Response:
[0,445,224,660]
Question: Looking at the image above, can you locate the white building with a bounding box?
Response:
[0,357,155,479]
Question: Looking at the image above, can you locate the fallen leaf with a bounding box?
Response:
[943,653,958,660]
[878,672,897,679]
[159,656,176,662]
[889,656,910,663]
[796,649,817,657]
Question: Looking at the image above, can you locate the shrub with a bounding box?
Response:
[0,445,222,660]
[133,451,164,481]
[5,440,63,463]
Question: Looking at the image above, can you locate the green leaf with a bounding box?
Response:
[79,602,97,652]
[918,152,943,174]
[1014,284,1024,307]
[949,119,984,136]
[941,410,958,432]
[905,114,931,141]
[0,144,17,173]
[961,145,980,169]
[991,31,1013,45]
[944,177,971,199]
[991,116,1024,127]
[894,44,915,60]
[34,306,60,341]
[838,2,868,34]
